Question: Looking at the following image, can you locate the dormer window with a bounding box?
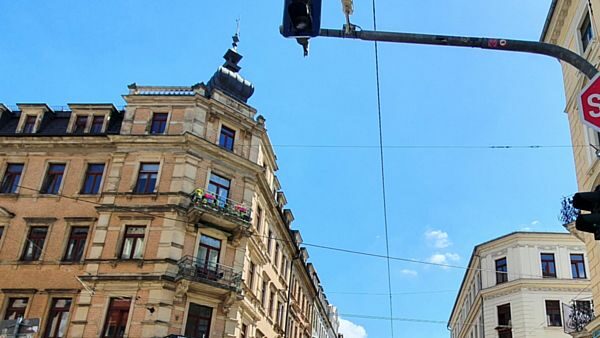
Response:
[73,116,88,134]
[22,115,36,134]
[581,13,594,52]
[219,125,235,151]
[90,116,104,134]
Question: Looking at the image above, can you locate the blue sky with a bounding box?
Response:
[0,1,574,337]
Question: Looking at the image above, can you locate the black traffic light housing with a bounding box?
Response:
[573,186,600,239]
[281,0,322,38]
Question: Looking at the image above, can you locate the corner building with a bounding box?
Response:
[0,46,339,338]
[543,0,600,336]
[448,232,592,338]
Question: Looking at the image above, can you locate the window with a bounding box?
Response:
[277,301,285,327]
[102,298,131,338]
[21,227,48,261]
[41,164,66,194]
[4,298,28,320]
[241,323,247,338]
[0,227,4,241]
[545,300,562,327]
[207,173,231,207]
[255,206,263,232]
[261,281,268,307]
[247,261,255,290]
[43,298,72,338]
[90,116,104,134]
[150,113,168,134]
[120,226,145,259]
[541,253,557,278]
[185,303,212,338]
[81,163,105,194]
[269,291,275,318]
[571,254,587,279]
[282,256,288,279]
[495,257,508,284]
[581,13,594,52]
[22,115,36,133]
[267,230,273,254]
[63,227,89,262]
[219,125,236,151]
[134,163,159,194]
[496,303,512,338]
[73,116,87,134]
[197,235,221,274]
[274,243,280,270]
[0,163,24,194]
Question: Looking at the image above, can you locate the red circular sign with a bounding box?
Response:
[579,74,600,132]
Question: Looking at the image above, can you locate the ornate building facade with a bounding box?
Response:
[0,45,339,338]
[542,0,600,336]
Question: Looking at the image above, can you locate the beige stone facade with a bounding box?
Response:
[0,48,339,338]
[543,0,600,336]
[448,232,592,338]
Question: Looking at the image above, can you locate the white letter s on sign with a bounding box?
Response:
[588,93,600,117]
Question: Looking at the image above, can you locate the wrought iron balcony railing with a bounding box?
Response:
[189,189,252,224]
[177,255,242,291]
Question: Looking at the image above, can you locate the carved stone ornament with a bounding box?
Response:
[220,291,238,315]
[174,279,190,303]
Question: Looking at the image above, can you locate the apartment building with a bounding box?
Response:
[0,44,339,338]
[542,0,600,336]
[448,232,592,338]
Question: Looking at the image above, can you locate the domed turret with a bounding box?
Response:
[207,45,254,103]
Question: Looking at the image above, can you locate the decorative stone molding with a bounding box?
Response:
[174,279,190,303]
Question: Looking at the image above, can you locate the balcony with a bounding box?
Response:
[177,256,242,292]
[188,189,252,228]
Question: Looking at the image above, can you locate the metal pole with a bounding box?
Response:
[319,28,599,80]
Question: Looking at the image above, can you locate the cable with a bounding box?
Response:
[368,0,394,336]
[13,185,590,281]
[328,290,455,296]
[232,143,589,150]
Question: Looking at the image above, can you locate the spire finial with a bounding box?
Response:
[232,18,240,50]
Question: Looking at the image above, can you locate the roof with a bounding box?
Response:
[540,0,558,42]
[0,109,123,136]
[447,231,572,328]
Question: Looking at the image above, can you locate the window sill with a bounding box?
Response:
[60,261,85,265]
[18,260,43,265]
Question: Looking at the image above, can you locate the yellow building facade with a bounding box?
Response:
[543,0,600,336]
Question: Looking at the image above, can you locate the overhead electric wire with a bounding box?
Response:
[368,0,395,336]
[233,143,590,150]
[14,184,589,281]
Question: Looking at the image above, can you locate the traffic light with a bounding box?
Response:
[281,0,322,38]
[573,186,600,239]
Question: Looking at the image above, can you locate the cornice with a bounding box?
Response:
[547,0,574,45]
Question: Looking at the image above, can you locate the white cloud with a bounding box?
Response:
[425,230,451,249]
[428,253,460,268]
[531,220,540,225]
[400,269,418,277]
[339,318,367,338]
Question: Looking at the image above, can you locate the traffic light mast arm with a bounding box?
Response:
[318,28,599,80]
